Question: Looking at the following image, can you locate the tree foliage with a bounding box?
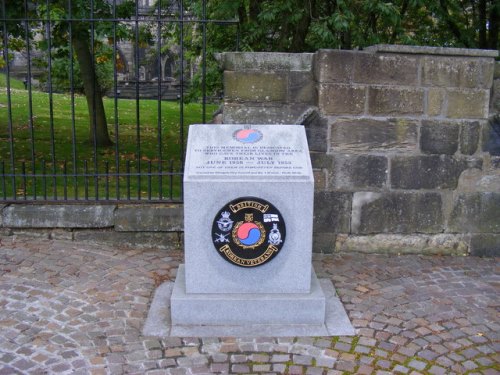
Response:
[2,0,134,146]
[163,0,498,101]
[199,0,499,52]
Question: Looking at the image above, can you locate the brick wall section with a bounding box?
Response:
[220,45,500,256]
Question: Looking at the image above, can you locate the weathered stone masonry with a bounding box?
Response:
[219,45,500,256]
[0,204,184,250]
[1,45,498,256]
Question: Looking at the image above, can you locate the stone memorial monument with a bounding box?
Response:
[144,124,354,337]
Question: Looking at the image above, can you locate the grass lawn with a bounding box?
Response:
[0,74,217,201]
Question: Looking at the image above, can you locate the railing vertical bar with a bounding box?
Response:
[63,160,68,201]
[45,0,57,200]
[84,160,89,200]
[169,159,173,200]
[24,0,36,200]
[147,160,152,200]
[112,0,120,201]
[42,160,47,200]
[156,0,163,200]
[104,161,109,200]
[126,160,131,200]
[1,1,16,200]
[21,162,27,200]
[179,0,185,164]
[1,162,6,200]
[201,0,207,123]
[68,0,78,201]
[134,1,141,200]
[90,0,99,201]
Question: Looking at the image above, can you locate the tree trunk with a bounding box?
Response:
[289,0,313,52]
[72,30,112,147]
[478,0,487,48]
[488,0,500,49]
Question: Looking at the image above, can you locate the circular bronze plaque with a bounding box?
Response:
[212,197,286,267]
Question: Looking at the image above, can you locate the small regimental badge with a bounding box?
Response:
[212,197,286,268]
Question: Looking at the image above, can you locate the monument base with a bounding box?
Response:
[143,265,355,337]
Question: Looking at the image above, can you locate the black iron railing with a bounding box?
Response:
[0,0,238,203]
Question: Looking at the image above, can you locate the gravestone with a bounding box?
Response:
[143,124,354,336]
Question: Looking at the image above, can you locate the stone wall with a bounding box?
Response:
[220,45,500,256]
[0,204,183,250]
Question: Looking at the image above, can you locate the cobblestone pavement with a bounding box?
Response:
[0,236,498,375]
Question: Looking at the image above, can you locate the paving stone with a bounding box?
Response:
[408,359,427,371]
[316,356,335,368]
[0,238,498,375]
[376,359,392,369]
[293,355,313,365]
[306,367,324,375]
[357,364,375,374]
[231,364,250,373]
[271,354,290,362]
[253,364,271,372]
[393,364,410,374]
[288,365,304,374]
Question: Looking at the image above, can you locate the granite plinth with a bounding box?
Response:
[171,265,325,325]
[183,124,314,294]
[143,265,356,337]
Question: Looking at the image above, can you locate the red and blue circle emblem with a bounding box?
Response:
[212,197,286,267]
[233,128,263,144]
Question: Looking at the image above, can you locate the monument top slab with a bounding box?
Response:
[184,124,313,181]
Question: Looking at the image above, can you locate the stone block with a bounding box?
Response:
[224,71,287,102]
[460,121,480,155]
[365,44,499,58]
[313,49,355,83]
[446,89,489,119]
[0,204,4,227]
[2,204,115,228]
[331,118,418,151]
[495,61,500,79]
[420,120,459,155]
[220,52,313,72]
[310,152,333,170]
[313,191,351,234]
[492,156,500,169]
[457,169,500,192]
[289,71,316,104]
[427,88,445,116]
[469,234,500,257]
[448,193,500,233]
[482,116,500,155]
[368,87,424,116]
[313,232,337,254]
[335,234,468,255]
[351,192,444,234]
[491,79,500,113]
[391,155,468,189]
[331,154,388,190]
[223,103,312,124]
[301,109,328,152]
[319,84,365,115]
[313,170,326,191]
[422,57,494,89]
[114,204,183,232]
[353,53,418,85]
[73,229,181,249]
